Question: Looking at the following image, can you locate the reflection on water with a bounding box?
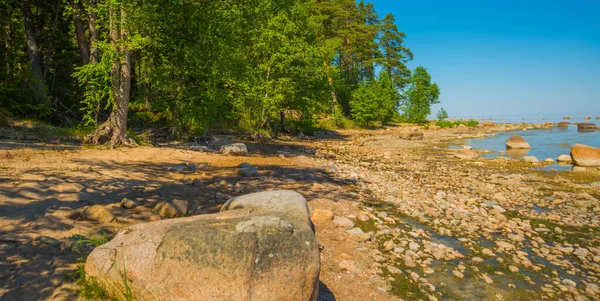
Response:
[463,119,599,170]
[506,148,530,159]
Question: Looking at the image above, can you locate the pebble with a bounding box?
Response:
[561,278,576,288]
[339,260,359,273]
[333,216,355,228]
[452,270,464,279]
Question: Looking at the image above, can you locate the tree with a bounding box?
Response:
[21,0,46,103]
[379,13,412,89]
[85,1,136,147]
[436,107,448,120]
[350,71,398,126]
[401,66,440,123]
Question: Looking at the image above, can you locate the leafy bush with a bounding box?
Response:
[436,108,448,120]
[435,119,479,128]
[350,72,399,126]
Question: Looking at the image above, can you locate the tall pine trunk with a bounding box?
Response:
[21,0,47,103]
[86,5,135,147]
[68,0,90,65]
[88,0,98,63]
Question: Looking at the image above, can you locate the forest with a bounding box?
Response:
[0,0,440,146]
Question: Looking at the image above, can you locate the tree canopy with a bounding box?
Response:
[0,0,441,144]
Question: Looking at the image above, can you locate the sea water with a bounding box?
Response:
[454,113,600,170]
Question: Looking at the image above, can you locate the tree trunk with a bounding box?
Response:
[88,0,98,63]
[21,0,47,103]
[43,0,61,81]
[4,24,11,82]
[323,61,338,114]
[85,5,135,147]
[68,0,90,65]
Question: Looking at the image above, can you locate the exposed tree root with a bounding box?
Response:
[85,119,137,148]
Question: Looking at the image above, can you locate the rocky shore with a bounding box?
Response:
[0,121,599,300]
[310,124,600,300]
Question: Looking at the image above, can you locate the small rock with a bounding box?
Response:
[573,247,589,258]
[508,265,519,273]
[153,200,188,218]
[333,216,355,228]
[554,227,563,234]
[310,209,333,221]
[454,149,478,160]
[505,135,531,149]
[481,274,494,284]
[83,205,115,222]
[557,154,572,163]
[34,236,61,249]
[168,163,187,172]
[120,198,138,209]
[482,248,496,257]
[339,260,359,273]
[347,228,370,241]
[238,162,253,168]
[387,265,402,275]
[409,241,420,250]
[523,156,539,163]
[561,278,577,288]
[452,270,464,279]
[238,166,258,177]
[220,143,248,156]
[383,240,395,251]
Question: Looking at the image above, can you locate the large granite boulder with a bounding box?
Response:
[570,144,600,167]
[505,135,531,149]
[85,190,320,301]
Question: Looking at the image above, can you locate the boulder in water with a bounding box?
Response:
[557,122,569,128]
[85,190,320,301]
[570,144,600,167]
[556,154,572,163]
[577,123,597,132]
[505,135,531,149]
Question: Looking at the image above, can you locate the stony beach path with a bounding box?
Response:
[0,124,599,300]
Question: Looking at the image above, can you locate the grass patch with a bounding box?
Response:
[69,233,137,301]
[435,120,479,129]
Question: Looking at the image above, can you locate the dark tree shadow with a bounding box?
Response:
[318,281,337,301]
[0,136,358,300]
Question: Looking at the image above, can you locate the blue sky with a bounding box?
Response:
[369,0,600,118]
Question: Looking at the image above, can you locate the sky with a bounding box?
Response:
[369,0,600,118]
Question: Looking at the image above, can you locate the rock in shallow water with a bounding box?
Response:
[85,190,319,301]
[570,144,600,167]
[505,135,531,149]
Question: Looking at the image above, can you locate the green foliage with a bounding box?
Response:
[436,108,448,120]
[435,119,479,128]
[350,71,399,126]
[1,0,436,137]
[401,66,440,123]
[72,60,113,126]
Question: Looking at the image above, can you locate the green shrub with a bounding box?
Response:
[436,108,448,120]
[435,120,454,128]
